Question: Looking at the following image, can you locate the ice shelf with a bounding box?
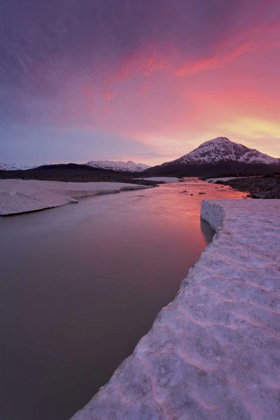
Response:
[0,180,151,215]
[71,199,280,420]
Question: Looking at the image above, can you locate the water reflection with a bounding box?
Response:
[201,218,215,244]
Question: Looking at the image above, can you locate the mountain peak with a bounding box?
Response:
[201,136,231,144]
[174,137,279,166]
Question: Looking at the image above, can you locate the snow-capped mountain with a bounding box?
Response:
[0,163,36,171]
[143,137,280,177]
[86,160,150,172]
[173,137,279,165]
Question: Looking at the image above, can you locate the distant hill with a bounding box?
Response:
[143,137,280,177]
[35,163,105,171]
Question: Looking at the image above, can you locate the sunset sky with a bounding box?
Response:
[1,0,280,166]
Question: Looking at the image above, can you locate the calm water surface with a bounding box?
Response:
[0,179,245,420]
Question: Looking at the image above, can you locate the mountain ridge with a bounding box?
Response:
[86,160,150,172]
[0,163,36,171]
[0,160,150,173]
[1,138,279,177]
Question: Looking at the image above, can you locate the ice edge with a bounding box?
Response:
[71,198,280,420]
[0,180,152,216]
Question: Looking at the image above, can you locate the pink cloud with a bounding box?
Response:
[103,91,119,101]
[174,42,255,77]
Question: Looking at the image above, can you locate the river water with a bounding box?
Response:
[0,178,245,420]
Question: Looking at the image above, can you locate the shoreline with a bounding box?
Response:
[207,174,280,199]
[0,166,160,187]
[71,198,280,420]
[0,179,153,216]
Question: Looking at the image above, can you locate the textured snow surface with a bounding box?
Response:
[86,160,150,172]
[170,137,280,165]
[0,180,150,215]
[71,199,280,420]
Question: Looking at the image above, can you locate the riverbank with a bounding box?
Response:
[71,198,280,420]
[211,174,280,199]
[0,179,152,215]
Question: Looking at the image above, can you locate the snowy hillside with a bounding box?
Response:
[172,137,280,165]
[143,137,280,177]
[86,160,150,172]
[0,163,36,171]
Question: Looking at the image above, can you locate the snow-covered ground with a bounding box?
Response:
[71,199,280,420]
[0,180,151,216]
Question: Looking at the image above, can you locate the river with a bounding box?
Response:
[0,178,245,420]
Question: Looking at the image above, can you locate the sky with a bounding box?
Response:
[1,0,280,166]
